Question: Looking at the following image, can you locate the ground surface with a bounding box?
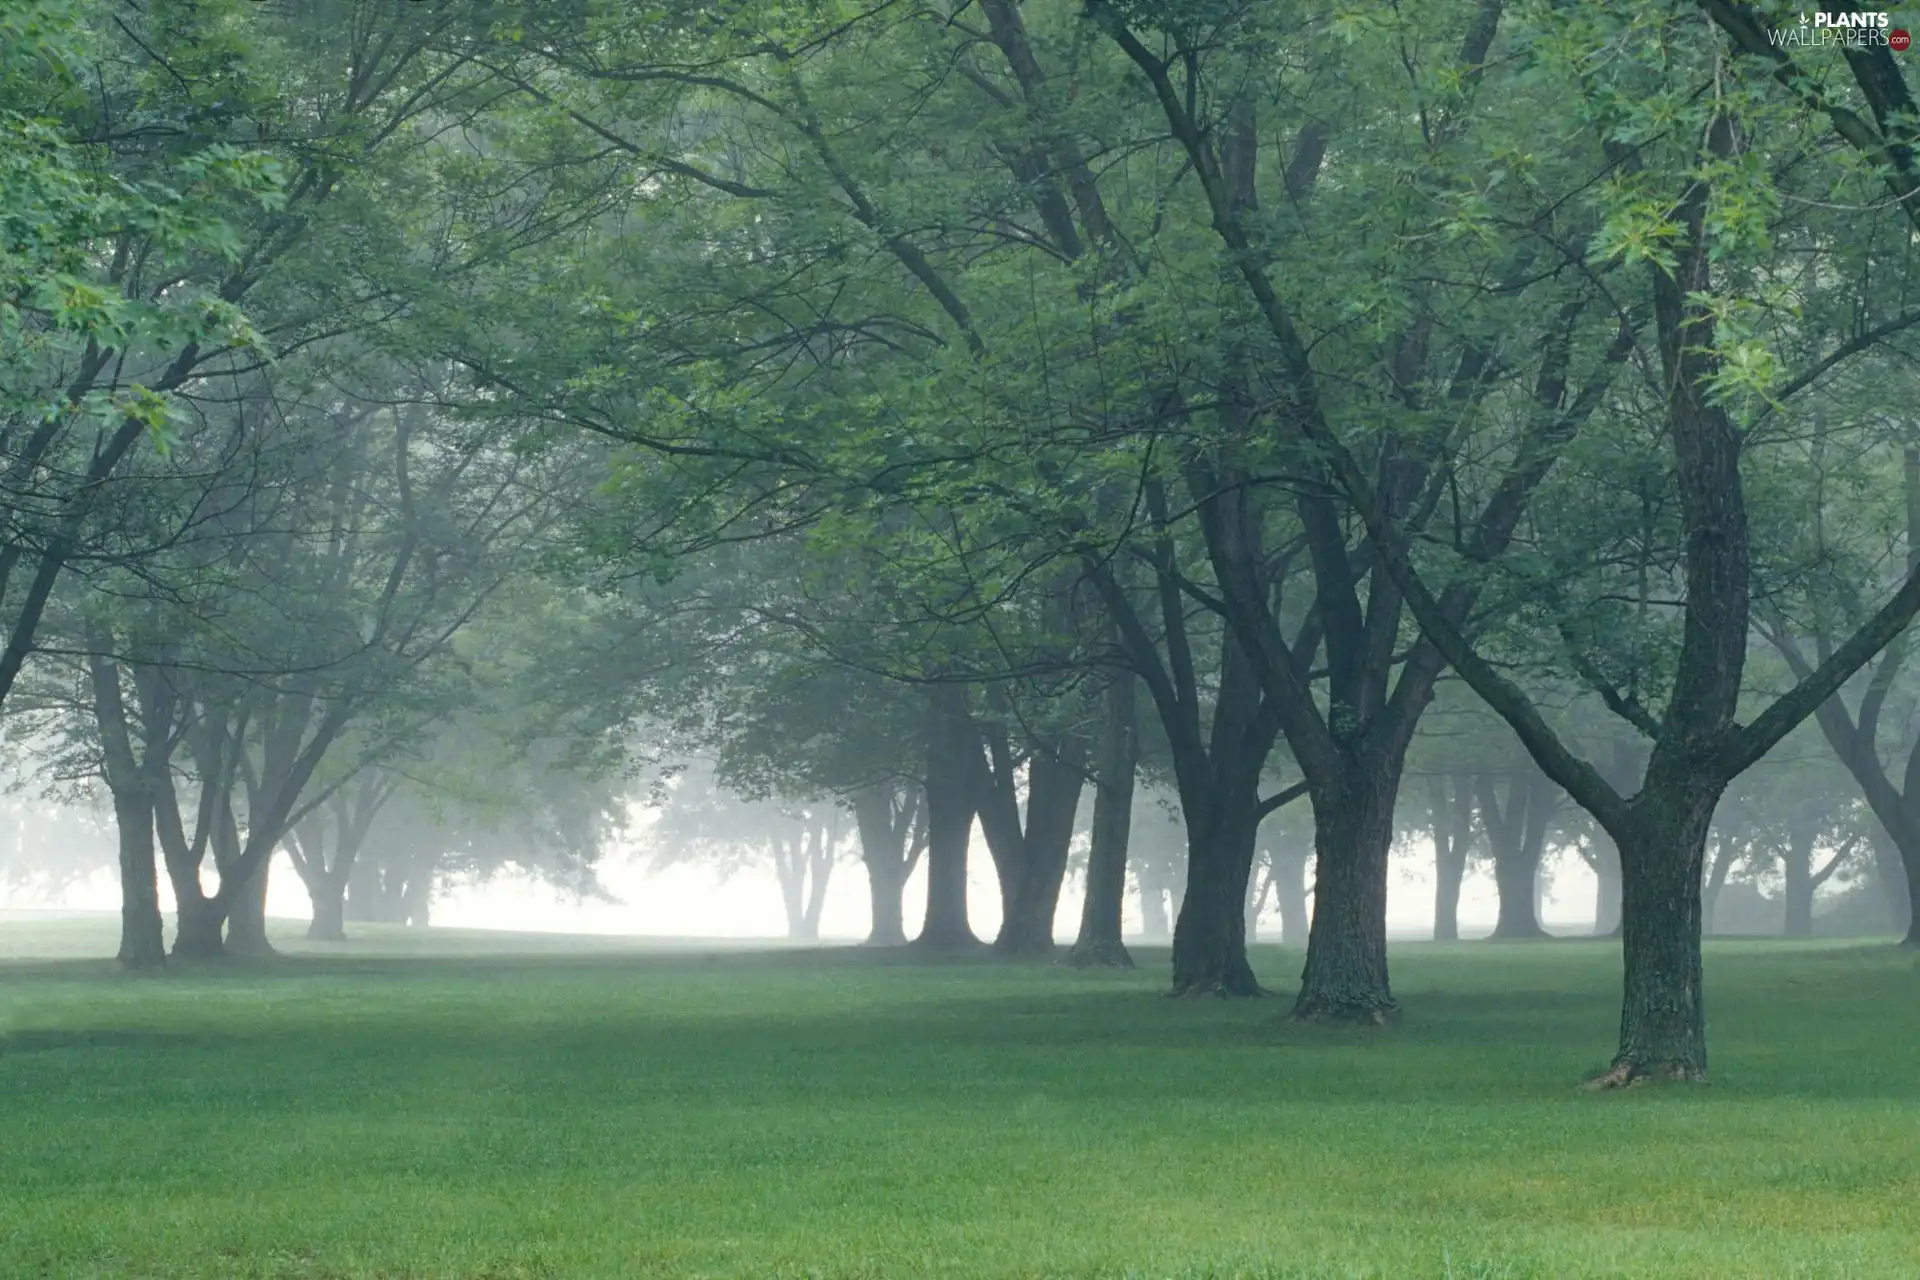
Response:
[2,917,1917,1279]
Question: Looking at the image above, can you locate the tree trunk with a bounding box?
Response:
[1429,773,1468,942]
[224,854,273,955]
[1293,764,1399,1021]
[853,786,911,947]
[992,739,1086,956]
[1070,673,1136,967]
[307,874,348,942]
[113,789,166,969]
[1596,789,1716,1084]
[1479,769,1553,940]
[916,693,981,950]
[173,895,226,958]
[1782,824,1815,938]
[1168,768,1262,995]
[1271,847,1310,947]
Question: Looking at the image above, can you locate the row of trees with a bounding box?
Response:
[8,0,1920,1086]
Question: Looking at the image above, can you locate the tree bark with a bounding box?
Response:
[1596,788,1717,1084]
[1782,820,1817,938]
[1293,764,1401,1021]
[1590,831,1624,937]
[112,788,166,969]
[224,854,273,955]
[1069,672,1136,967]
[916,690,981,950]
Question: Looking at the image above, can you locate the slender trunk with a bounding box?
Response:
[1782,826,1815,938]
[1293,762,1400,1021]
[1070,674,1136,967]
[1429,774,1468,942]
[113,789,165,969]
[916,694,981,950]
[1598,786,1717,1084]
[993,739,1086,956]
[1168,766,1263,995]
[307,874,347,942]
[1271,847,1310,947]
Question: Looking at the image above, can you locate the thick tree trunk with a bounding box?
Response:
[307,875,348,941]
[113,790,166,969]
[916,694,981,950]
[863,856,907,946]
[1271,847,1310,947]
[224,855,273,956]
[1168,773,1262,995]
[1070,674,1136,968]
[172,895,226,958]
[1590,788,1717,1086]
[1293,764,1399,1021]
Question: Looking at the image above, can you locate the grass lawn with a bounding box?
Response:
[2,918,1917,1278]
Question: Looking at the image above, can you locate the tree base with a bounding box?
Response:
[1062,938,1134,969]
[1289,996,1398,1026]
[1581,1059,1709,1090]
[1167,977,1267,998]
[861,932,909,948]
[910,931,987,954]
[1487,925,1552,941]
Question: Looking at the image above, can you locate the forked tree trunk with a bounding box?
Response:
[1069,673,1136,968]
[1593,786,1718,1085]
[1782,824,1815,938]
[113,790,166,969]
[852,785,912,947]
[916,693,981,950]
[1479,769,1554,940]
[1293,764,1400,1021]
[992,741,1086,956]
[1168,766,1263,996]
[1137,871,1171,941]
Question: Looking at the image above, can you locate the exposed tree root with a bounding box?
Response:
[1580,1059,1708,1090]
[1061,939,1134,969]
